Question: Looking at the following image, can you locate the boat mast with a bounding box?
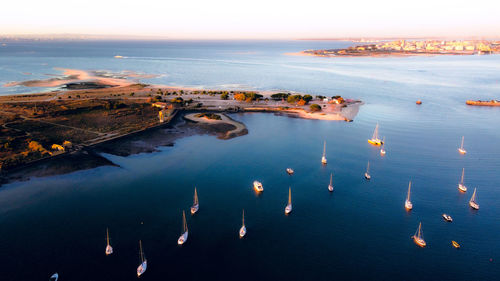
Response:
[106,228,110,246]
[194,188,198,205]
[139,240,144,263]
[367,161,370,174]
[461,168,465,185]
[182,211,188,233]
[471,188,476,202]
[407,181,411,201]
[242,209,245,226]
[323,141,326,157]
[460,136,464,149]
[288,187,292,205]
[330,173,333,185]
[373,123,379,140]
[417,222,422,239]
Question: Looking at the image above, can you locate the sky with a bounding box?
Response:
[1,0,499,39]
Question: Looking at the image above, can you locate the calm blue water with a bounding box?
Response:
[0,41,500,281]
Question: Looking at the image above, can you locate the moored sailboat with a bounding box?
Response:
[191,187,199,215]
[452,241,460,249]
[442,214,453,222]
[136,240,147,277]
[458,168,467,192]
[328,173,333,192]
[239,209,246,238]
[469,188,479,210]
[412,222,426,247]
[405,181,413,211]
[178,211,189,245]
[458,136,467,154]
[321,141,327,165]
[286,168,294,175]
[364,161,371,180]
[285,187,292,214]
[105,228,113,255]
[380,137,386,156]
[49,273,59,281]
[368,123,383,146]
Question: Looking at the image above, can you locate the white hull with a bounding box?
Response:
[412,236,426,247]
[321,157,327,165]
[190,204,199,215]
[286,168,294,175]
[178,231,188,245]
[442,214,453,222]
[328,184,333,192]
[137,261,147,277]
[469,201,479,210]
[106,244,113,255]
[285,204,292,214]
[50,273,59,281]
[458,184,467,192]
[253,181,263,192]
[239,226,246,238]
[380,149,386,156]
[364,173,371,180]
[458,148,467,154]
[405,200,413,210]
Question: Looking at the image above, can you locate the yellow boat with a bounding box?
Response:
[452,241,460,248]
[368,123,383,146]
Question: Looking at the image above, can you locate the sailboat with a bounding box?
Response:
[469,188,479,210]
[442,213,453,222]
[364,161,371,180]
[49,273,59,281]
[321,141,327,165]
[405,181,413,211]
[286,168,294,175]
[328,173,334,192]
[178,211,189,245]
[368,123,383,146]
[411,222,426,247]
[452,241,460,249]
[380,137,386,156]
[239,209,247,238]
[458,136,467,154]
[285,187,292,214]
[105,228,113,255]
[136,240,147,277]
[458,168,467,192]
[191,187,199,215]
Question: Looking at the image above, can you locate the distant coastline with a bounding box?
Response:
[294,39,500,58]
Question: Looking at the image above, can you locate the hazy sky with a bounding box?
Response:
[1,0,499,39]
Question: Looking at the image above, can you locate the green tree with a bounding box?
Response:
[310,104,322,112]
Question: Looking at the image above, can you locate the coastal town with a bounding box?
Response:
[301,40,500,57]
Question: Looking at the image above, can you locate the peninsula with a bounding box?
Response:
[297,40,500,57]
[0,70,362,174]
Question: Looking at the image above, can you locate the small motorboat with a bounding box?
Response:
[253,181,263,192]
[442,214,453,222]
[286,168,294,175]
[452,241,460,248]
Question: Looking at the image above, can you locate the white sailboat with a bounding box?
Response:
[191,187,199,215]
[458,168,467,192]
[136,240,147,277]
[405,181,413,211]
[412,222,426,247]
[469,188,479,210]
[380,137,386,156]
[328,173,334,192]
[285,187,292,214]
[364,161,371,180]
[105,228,113,255]
[253,181,263,192]
[321,141,327,165]
[368,123,383,146]
[239,209,247,238]
[49,273,59,281]
[286,168,294,175]
[178,211,189,245]
[458,136,467,154]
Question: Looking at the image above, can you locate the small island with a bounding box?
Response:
[296,40,500,57]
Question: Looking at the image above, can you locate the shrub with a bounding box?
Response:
[221,93,229,100]
[303,94,313,103]
[310,104,322,112]
[234,93,246,101]
[297,99,307,106]
[287,95,302,104]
